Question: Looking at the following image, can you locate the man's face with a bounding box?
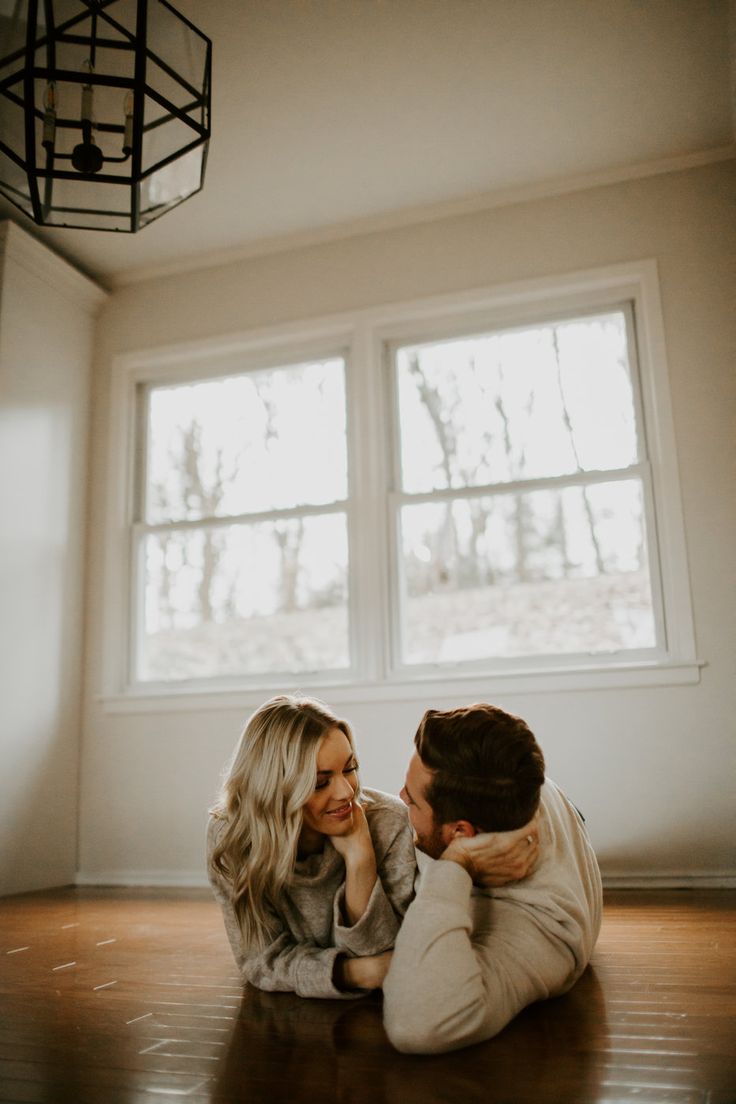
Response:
[400,752,452,859]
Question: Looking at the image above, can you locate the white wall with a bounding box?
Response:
[80,161,736,887]
[0,223,105,895]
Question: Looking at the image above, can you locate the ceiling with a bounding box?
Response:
[1,0,733,287]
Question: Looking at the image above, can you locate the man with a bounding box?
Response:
[381,703,602,1054]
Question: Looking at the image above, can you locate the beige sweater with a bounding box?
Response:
[383,778,603,1053]
[207,788,416,999]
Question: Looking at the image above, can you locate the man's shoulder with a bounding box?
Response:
[361,788,411,833]
[539,777,587,828]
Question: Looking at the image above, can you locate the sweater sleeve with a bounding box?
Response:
[382,859,572,1054]
[331,807,417,956]
[207,850,357,1000]
[241,927,351,999]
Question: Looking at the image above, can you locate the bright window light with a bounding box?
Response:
[111,264,697,700]
[391,309,659,667]
[135,357,350,682]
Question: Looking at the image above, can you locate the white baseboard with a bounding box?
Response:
[74,869,736,890]
[75,870,210,888]
[601,872,736,889]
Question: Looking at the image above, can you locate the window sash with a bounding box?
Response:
[133,497,350,537]
[387,467,668,675]
[385,301,668,674]
[127,352,356,689]
[389,462,649,508]
[136,357,349,527]
[387,302,646,494]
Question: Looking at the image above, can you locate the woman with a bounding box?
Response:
[207,695,417,999]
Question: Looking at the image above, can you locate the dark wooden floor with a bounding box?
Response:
[0,887,734,1104]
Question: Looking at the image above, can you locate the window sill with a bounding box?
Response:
[98,659,703,714]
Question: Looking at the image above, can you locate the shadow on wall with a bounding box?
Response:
[594,831,734,882]
[0,714,78,894]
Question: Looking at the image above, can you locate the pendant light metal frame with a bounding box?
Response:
[0,0,211,233]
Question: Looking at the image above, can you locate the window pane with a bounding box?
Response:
[397,312,638,493]
[399,479,655,664]
[139,513,350,680]
[144,357,347,523]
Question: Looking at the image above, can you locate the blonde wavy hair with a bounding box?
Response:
[210,695,358,950]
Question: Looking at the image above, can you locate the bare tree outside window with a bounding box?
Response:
[394,311,656,665]
[136,358,350,682]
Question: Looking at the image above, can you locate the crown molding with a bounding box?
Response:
[0,220,107,312]
[110,144,736,289]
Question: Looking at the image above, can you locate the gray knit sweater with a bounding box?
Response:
[207,788,417,999]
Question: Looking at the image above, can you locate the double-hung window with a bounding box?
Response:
[388,306,660,670]
[134,353,352,683]
[109,261,697,702]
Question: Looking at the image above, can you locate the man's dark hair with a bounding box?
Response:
[414,703,545,831]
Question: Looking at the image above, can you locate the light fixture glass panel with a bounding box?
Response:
[43,205,131,231]
[45,1,91,26]
[99,0,138,36]
[0,6,28,50]
[0,72,24,156]
[138,144,203,220]
[147,0,209,92]
[41,174,131,215]
[0,149,33,214]
[146,56,202,114]
[140,98,201,176]
[0,81,31,212]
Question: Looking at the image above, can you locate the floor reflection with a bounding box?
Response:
[214,967,608,1104]
[4,888,732,1103]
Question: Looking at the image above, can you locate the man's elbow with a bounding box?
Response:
[383,1000,495,1055]
[384,1015,450,1055]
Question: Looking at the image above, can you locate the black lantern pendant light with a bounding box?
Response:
[0,0,211,232]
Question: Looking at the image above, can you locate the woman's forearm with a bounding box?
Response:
[335,950,392,990]
[331,801,379,926]
[342,850,378,926]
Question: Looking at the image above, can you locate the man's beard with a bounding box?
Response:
[413,820,447,860]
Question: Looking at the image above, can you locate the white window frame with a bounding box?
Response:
[100,260,700,712]
[384,300,665,677]
[130,346,357,687]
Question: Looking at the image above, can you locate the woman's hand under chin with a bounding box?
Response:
[330,801,379,926]
[330,800,374,865]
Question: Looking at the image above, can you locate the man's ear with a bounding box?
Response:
[444,819,477,842]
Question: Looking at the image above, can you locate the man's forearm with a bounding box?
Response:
[382,860,491,1053]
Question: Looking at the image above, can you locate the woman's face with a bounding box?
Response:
[300,727,359,847]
